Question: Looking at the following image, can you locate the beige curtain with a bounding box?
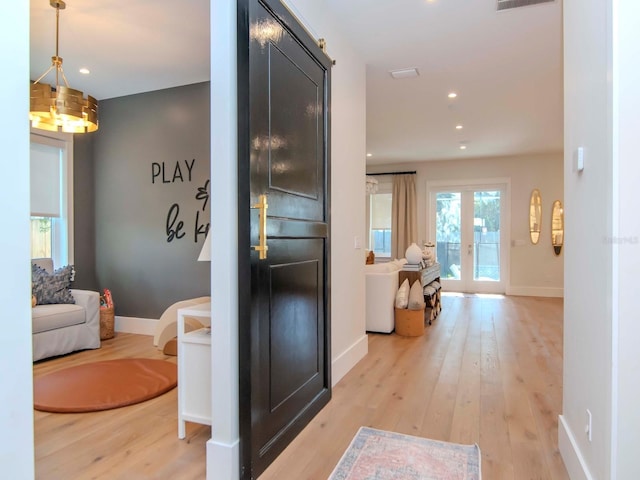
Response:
[391,174,418,259]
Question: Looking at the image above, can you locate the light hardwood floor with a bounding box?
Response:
[34,294,569,480]
[34,333,209,479]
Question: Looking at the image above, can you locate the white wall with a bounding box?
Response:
[612,2,640,478]
[560,1,613,478]
[1,1,35,477]
[368,153,564,296]
[283,0,368,385]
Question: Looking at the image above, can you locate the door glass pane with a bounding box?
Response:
[473,191,500,281]
[436,192,461,280]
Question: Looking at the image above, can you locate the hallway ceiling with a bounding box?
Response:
[29,0,563,163]
[326,0,564,163]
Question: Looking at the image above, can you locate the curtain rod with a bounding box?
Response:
[366,171,416,176]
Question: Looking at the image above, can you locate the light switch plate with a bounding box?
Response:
[577,146,584,172]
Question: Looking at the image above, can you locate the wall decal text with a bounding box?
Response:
[152,159,196,184]
[155,158,210,243]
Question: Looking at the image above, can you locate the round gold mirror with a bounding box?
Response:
[551,200,564,256]
[529,189,542,244]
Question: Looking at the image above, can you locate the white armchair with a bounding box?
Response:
[31,258,100,361]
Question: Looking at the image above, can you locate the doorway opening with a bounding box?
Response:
[428,179,510,294]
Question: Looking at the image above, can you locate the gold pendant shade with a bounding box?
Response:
[30,1,98,133]
[30,82,98,133]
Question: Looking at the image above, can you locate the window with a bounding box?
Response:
[30,132,73,266]
[367,178,393,259]
[369,193,392,257]
[31,216,53,258]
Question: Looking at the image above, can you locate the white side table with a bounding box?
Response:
[177,302,212,439]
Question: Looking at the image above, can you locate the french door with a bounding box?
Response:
[429,181,508,294]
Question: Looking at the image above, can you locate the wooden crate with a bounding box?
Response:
[398,270,422,287]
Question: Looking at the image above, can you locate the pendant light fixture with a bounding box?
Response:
[30,0,98,133]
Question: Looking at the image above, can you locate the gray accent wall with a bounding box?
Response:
[73,133,98,291]
[93,82,211,318]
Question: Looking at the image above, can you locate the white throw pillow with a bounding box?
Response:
[408,280,425,310]
[395,279,410,309]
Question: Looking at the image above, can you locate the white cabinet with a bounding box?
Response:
[177,303,211,439]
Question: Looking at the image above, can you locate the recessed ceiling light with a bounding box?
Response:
[460,145,467,150]
[366,153,373,157]
[448,92,457,98]
[455,125,463,130]
[79,68,90,75]
[389,68,420,79]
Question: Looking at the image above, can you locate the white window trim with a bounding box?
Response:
[30,129,74,266]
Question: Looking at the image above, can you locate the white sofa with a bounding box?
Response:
[365,259,406,333]
[32,258,101,361]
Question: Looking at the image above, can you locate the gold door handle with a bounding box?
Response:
[251,194,269,260]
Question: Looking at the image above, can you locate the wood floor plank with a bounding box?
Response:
[495,298,551,480]
[418,301,470,441]
[449,306,482,445]
[501,297,569,480]
[34,333,208,480]
[479,297,515,480]
[34,295,569,480]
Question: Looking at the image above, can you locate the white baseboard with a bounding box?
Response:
[506,286,564,298]
[558,414,594,480]
[114,315,158,336]
[207,438,239,480]
[332,334,368,387]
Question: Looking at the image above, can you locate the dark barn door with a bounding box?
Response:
[237,0,332,478]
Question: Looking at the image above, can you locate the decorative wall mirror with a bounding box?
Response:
[551,200,564,255]
[529,189,542,244]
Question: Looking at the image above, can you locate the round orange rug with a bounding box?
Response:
[34,358,177,413]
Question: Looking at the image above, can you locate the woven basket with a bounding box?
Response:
[100,306,115,340]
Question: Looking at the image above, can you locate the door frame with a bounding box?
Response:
[236,0,332,478]
[426,178,511,294]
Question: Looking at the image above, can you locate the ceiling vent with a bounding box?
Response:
[389,68,419,80]
[497,0,554,11]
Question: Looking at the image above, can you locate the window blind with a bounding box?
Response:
[30,142,62,217]
[370,193,392,230]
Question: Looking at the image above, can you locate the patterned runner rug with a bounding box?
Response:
[329,427,481,480]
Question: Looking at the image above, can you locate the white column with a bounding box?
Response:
[612,1,640,478]
[207,0,240,479]
[0,2,35,478]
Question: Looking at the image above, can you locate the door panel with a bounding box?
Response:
[472,191,501,283]
[250,4,325,223]
[239,0,332,478]
[435,192,462,281]
[257,239,324,443]
[268,44,320,200]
